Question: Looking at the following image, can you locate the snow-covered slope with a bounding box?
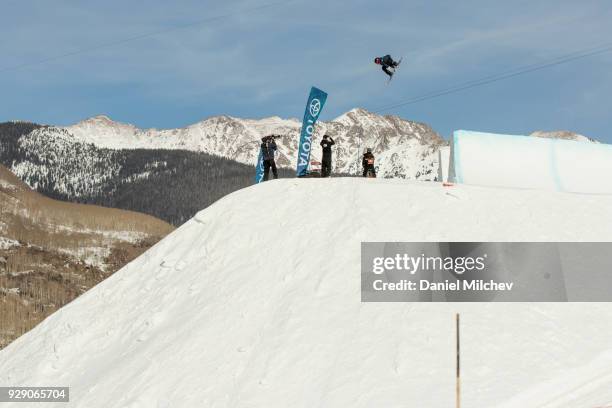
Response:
[1,178,612,407]
[63,109,446,179]
[0,163,173,348]
[11,127,121,196]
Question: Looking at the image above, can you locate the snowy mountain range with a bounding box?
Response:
[0,112,601,225]
[0,122,284,225]
[61,110,602,179]
[63,108,447,179]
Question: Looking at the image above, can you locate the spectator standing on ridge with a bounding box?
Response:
[261,135,278,181]
[362,148,376,178]
[320,135,335,177]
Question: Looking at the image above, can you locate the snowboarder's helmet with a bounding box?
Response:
[367,148,372,153]
[374,57,381,64]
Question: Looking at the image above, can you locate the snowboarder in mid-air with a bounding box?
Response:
[374,54,401,79]
[261,135,278,181]
[362,148,376,178]
[320,134,335,177]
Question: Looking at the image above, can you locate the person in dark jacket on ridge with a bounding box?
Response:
[320,134,335,177]
[261,135,278,181]
[362,148,376,177]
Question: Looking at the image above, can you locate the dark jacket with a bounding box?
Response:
[362,152,375,168]
[381,55,394,67]
[261,138,277,161]
[320,137,335,160]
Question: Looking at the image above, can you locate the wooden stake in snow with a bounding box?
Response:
[456,313,461,408]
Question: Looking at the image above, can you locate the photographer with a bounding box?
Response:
[319,134,335,177]
[261,135,278,181]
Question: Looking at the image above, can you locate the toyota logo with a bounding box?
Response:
[309,99,321,117]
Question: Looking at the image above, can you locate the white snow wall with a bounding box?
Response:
[448,130,612,194]
[437,146,450,182]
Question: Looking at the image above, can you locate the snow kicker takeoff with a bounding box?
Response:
[374,55,401,79]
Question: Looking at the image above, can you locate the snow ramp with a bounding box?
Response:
[448,130,612,194]
[1,178,612,407]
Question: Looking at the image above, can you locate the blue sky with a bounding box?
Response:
[1,0,611,141]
